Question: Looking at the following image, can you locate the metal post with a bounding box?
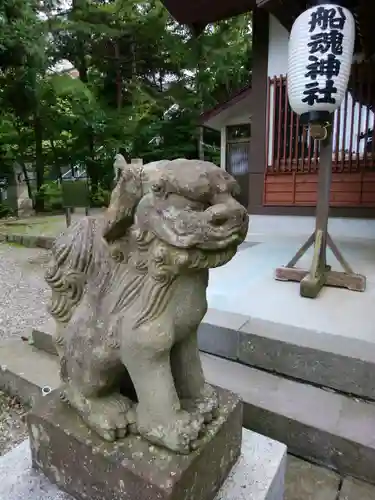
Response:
[300,122,333,298]
[65,207,72,227]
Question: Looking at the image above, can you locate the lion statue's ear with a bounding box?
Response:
[103,161,143,243]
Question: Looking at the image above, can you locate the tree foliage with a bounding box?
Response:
[0,0,252,211]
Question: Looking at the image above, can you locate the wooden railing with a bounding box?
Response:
[266,64,375,175]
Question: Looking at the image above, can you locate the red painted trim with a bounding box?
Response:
[264,171,375,208]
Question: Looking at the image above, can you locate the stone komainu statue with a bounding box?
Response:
[45,157,249,454]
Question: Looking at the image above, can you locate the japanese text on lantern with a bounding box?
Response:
[302,6,346,107]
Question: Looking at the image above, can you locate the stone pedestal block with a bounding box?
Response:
[0,430,287,500]
[27,388,242,500]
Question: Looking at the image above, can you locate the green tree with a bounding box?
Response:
[0,0,51,210]
[0,0,252,213]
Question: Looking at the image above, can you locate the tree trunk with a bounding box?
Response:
[34,115,44,212]
[15,126,33,200]
[50,139,62,181]
[114,41,122,110]
[87,132,98,196]
[73,0,95,198]
[196,34,204,161]
[77,45,88,83]
[198,126,204,161]
[20,161,33,200]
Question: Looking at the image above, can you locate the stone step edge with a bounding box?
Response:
[33,324,374,416]
[202,353,375,486]
[32,314,375,402]
[31,327,58,356]
[1,339,375,485]
[0,340,61,407]
[0,362,44,408]
[199,310,375,401]
[0,232,54,249]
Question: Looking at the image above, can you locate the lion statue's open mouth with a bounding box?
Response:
[45,158,249,455]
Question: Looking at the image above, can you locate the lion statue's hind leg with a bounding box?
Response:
[59,349,134,442]
[57,307,134,442]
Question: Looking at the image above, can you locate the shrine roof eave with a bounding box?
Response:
[160,0,258,30]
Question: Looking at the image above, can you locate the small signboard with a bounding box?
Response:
[61,177,90,227]
[61,178,90,208]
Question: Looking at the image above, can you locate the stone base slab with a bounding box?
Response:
[27,388,243,500]
[0,430,286,500]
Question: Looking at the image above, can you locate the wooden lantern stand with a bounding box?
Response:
[275,120,366,298]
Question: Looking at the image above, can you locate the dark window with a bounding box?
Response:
[227,124,251,141]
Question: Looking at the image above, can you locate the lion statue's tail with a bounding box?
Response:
[45,216,97,324]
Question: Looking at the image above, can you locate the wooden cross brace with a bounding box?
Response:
[274,121,366,298]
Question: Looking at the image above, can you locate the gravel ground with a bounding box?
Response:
[0,243,49,453]
[0,391,28,456]
[0,243,50,341]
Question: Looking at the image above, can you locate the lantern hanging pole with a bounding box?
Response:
[301,121,333,296]
[274,0,366,297]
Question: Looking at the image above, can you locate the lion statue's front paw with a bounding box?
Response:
[136,409,205,454]
[182,383,219,423]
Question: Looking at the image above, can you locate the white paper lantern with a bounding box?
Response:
[288,3,355,121]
